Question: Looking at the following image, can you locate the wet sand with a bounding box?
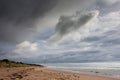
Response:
[0,67,119,80]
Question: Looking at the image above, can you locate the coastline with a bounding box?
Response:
[0,67,119,80]
[49,67,120,79]
[42,62,120,79]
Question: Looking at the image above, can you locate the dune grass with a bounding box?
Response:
[0,59,43,68]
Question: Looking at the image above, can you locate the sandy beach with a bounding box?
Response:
[0,67,119,80]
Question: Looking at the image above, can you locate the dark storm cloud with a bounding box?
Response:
[49,10,99,43]
[0,0,58,43]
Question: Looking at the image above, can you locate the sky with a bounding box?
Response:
[0,0,120,63]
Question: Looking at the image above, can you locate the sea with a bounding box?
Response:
[40,62,120,78]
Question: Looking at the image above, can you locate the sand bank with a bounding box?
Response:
[0,67,119,80]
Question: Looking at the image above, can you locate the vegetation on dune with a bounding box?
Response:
[0,59,44,68]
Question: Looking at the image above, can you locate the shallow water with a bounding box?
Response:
[40,62,120,78]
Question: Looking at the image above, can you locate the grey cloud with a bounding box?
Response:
[0,49,12,59]
[1,0,120,63]
[49,11,99,43]
[81,36,106,42]
[0,50,6,57]
[0,0,118,43]
[33,50,106,63]
[92,0,120,15]
[0,0,58,43]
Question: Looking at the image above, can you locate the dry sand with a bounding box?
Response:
[0,67,119,80]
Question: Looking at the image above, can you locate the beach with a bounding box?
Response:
[0,67,119,80]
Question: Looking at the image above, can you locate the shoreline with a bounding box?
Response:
[49,67,120,79]
[48,67,120,79]
[0,67,119,80]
